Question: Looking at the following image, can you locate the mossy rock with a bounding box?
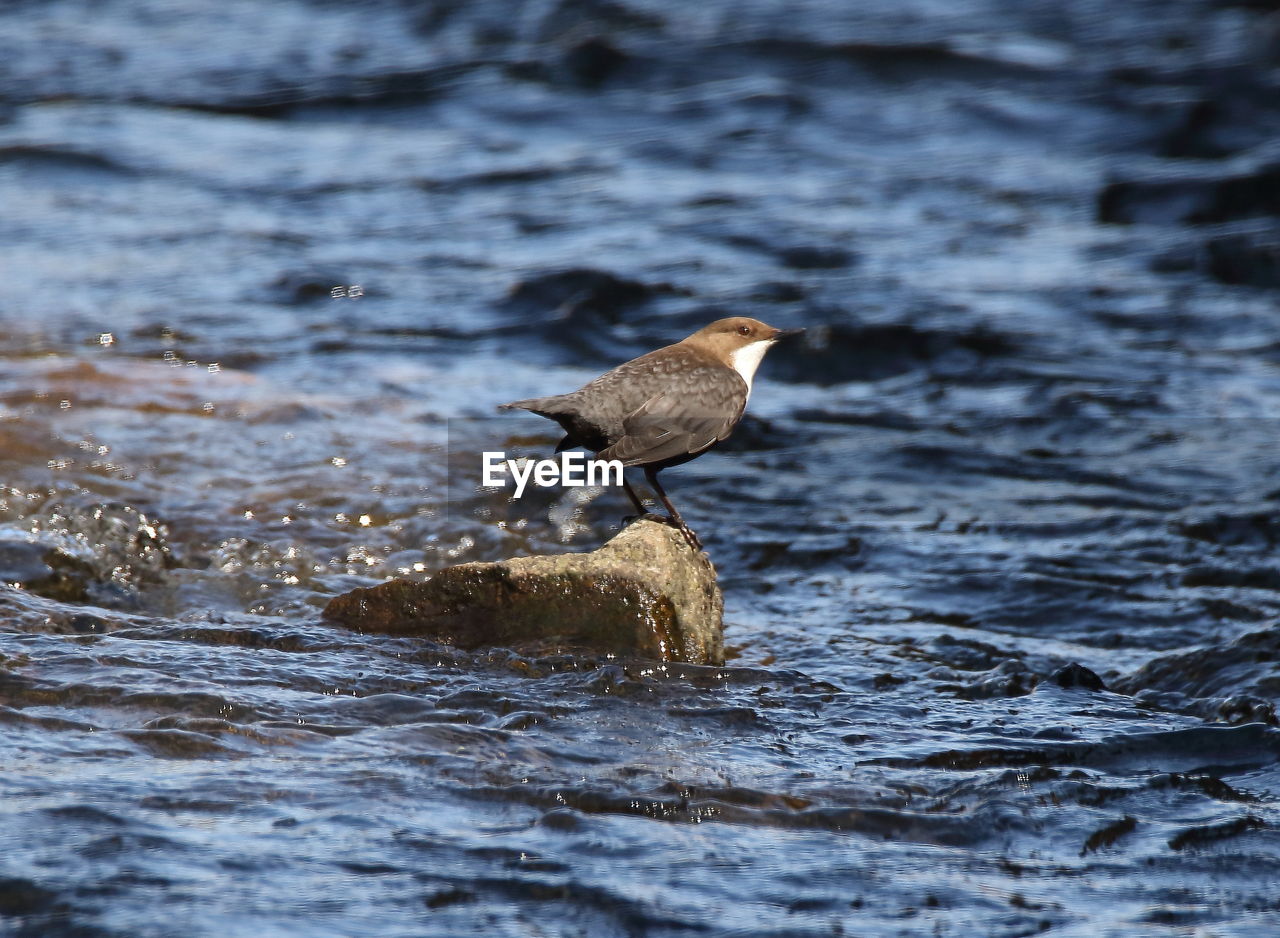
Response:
[322,519,723,664]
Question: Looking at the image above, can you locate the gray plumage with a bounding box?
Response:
[504,343,746,469]
[500,316,802,549]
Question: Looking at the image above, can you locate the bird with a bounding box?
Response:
[500,316,803,550]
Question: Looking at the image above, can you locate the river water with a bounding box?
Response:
[2,1,1280,935]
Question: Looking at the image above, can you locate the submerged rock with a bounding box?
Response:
[0,538,94,603]
[322,519,723,664]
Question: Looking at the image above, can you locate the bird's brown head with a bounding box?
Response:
[681,317,804,385]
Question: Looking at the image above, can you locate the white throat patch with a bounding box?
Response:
[730,339,774,398]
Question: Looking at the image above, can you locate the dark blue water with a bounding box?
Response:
[2,1,1280,934]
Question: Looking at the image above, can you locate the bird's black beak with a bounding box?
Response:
[771,327,806,340]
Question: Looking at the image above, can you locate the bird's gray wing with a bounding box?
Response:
[598,388,742,468]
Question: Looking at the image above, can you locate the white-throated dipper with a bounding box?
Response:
[500,316,803,550]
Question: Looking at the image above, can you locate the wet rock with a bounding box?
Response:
[928,633,1006,671]
[1147,773,1258,802]
[9,504,176,609]
[1167,815,1266,851]
[1211,695,1278,726]
[1080,815,1136,855]
[1050,663,1107,692]
[322,519,723,664]
[1113,628,1280,704]
[0,538,94,603]
[931,659,1037,698]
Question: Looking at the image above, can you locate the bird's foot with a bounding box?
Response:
[677,524,703,551]
[621,513,703,550]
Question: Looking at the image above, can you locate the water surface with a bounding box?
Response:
[2,1,1280,935]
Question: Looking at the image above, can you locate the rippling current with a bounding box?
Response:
[2,1,1280,935]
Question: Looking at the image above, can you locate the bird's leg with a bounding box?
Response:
[620,474,667,527]
[644,467,703,551]
[621,476,648,515]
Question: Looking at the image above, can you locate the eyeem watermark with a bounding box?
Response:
[482,451,624,498]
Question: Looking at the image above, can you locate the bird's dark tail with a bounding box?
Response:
[500,396,578,455]
[499,395,569,415]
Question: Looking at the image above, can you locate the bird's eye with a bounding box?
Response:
[736,324,752,336]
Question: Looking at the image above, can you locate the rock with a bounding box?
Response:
[1050,662,1107,691]
[1112,627,1280,703]
[322,519,724,664]
[1212,695,1278,726]
[927,658,1037,699]
[0,538,94,603]
[0,505,174,609]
